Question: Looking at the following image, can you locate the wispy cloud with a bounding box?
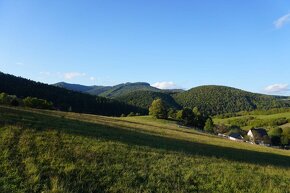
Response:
[152,81,180,90]
[63,72,86,80]
[16,62,24,66]
[274,13,290,29]
[264,83,289,94]
[39,71,51,76]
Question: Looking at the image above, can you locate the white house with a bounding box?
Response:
[247,128,271,145]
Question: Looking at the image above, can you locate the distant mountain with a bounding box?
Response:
[53,82,162,98]
[53,82,112,96]
[98,82,161,98]
[53,82,96,92]
[53,82,290,115]
[173,85,290,115]
[0,72,146,116]
[115,90,181,110]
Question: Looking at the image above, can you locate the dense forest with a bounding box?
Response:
[173,85,290,115]
[116,90,181,110]
[0,72,146,116]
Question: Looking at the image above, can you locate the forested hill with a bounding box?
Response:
[115,90,181,110]
[53,82,162,98]
[53,82,97,92]
[0,72,146,116]
[173,85,290,115]
[98,82,161,98]
[53,82,112,95]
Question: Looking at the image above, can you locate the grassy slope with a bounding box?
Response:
[214,112,290,130]
[0,106,290,193]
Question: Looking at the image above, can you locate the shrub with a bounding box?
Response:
[23,97,53,109]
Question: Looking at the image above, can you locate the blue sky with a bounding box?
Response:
[0,0,289,95]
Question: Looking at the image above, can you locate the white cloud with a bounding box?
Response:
[264,83,289,94]
[274,13,290,29]
[63,72,86,80]
[152,81,180,89]
[39,71,51,76]
[89,76,96,81]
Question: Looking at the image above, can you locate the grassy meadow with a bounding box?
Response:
[214,111,290,131]
[0,106,290,193]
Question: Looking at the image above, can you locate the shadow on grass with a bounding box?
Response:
[1,107,290,168]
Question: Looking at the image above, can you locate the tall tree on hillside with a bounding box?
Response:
[180,108,195,126]
[149,99,168,119]
[204,118,214,133]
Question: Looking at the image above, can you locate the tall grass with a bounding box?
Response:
[0,106,290,192]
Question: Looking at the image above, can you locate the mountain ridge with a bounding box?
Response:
[1,72,289,116]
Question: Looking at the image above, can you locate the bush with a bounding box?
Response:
[0,93,21,106]
[23,97,53,109]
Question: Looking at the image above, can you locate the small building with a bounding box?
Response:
[247,128,271,145]
[218,133,228,138]
[228,133,244,142]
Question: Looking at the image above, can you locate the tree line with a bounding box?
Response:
[0,92,53,109]
[149,99,214,132]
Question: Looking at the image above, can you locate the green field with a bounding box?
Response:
[0,106,290,193]
[214,111,290,130]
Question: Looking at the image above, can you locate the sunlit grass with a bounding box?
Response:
[0,106,290,192]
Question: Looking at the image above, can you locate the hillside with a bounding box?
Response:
[0,72,146,116]
[214,108,290,130]
[115,90,182,110]
[0,106,289,192]
[54,82,161,98]
[174,85,290,115]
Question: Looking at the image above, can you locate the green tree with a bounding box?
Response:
[167,108,177,119]
[268,127,283,146]
[0,93,9,104]
[281,135,289,145]
[0,93,21,106]
[180,108,195,126]
[204,118,214,133]
[149,99,168,119]
[176,110,183,121]
[192,107,201,116]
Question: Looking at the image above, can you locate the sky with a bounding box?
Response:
[0,0,290,95]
